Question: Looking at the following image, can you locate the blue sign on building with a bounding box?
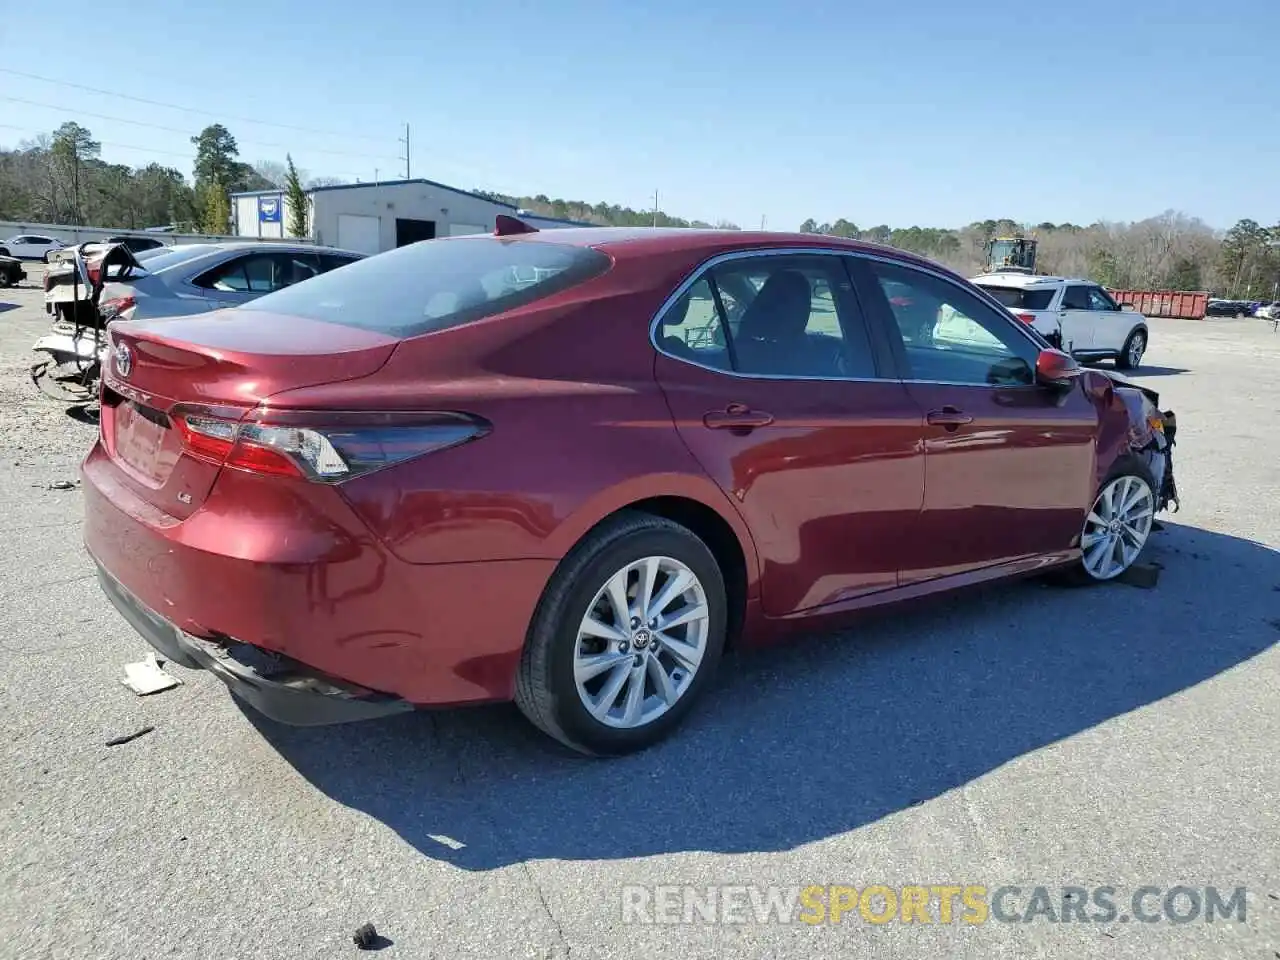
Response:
[258,196,282,223]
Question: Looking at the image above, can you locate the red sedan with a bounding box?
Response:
[83,220,1178,755]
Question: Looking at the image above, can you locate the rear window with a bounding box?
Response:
[136,246,219,274]
[241,237,612,337]
[977,284,1056,310]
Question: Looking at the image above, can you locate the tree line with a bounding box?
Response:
[0,121,342,235]
[2,121,1275,298]
[797,214,1280,299]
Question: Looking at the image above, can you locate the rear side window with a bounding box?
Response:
[243,237,611,336]
[1061,285,1092,310]
[977,285,1056,310]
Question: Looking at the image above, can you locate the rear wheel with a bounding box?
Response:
[0,270,10,289]
[515,511,727,756]
[1116,329,1146,370]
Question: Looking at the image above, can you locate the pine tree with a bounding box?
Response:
[284,154,309,238]
[201,179,229,235]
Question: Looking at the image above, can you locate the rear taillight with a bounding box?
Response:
[87,264,102,287]
[173,407,487,482]
[1014,312,1036,324]
[100,295,136,320]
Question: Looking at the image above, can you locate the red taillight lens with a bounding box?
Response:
[100,295,136,320]
[172,408,487,482]
[1014,312,1036,324]
[87,264,102,287]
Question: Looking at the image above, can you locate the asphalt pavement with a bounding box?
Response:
[0,276,1276,959]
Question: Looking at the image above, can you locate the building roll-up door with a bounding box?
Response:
[336,214,381,255]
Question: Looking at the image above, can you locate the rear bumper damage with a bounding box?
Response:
[94,559,414,726]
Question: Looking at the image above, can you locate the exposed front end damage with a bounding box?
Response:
[1085,369,1179,514]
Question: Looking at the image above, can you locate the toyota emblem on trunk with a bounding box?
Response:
[114,342,133,378]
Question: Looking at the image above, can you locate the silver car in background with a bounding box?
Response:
[32,241,365,404]
[95,241,366,322]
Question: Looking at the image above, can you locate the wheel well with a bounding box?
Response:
[626,496,748,651]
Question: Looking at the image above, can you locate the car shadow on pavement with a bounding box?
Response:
[1128,365,1190,377]
[246,520,1278,871]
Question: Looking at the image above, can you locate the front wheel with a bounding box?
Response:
[1116,329,1147,370]
[1074,458,1158,582]
[515,512,727,756]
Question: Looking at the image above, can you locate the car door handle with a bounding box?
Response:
[926,406,973,428]
[703,403,774,429]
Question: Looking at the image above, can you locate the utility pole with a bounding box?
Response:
[760,214,767,231]
[399,124,411,180]
[652,189,659,227]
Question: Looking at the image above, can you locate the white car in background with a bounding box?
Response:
[0,234,65,261]
[968,273,1151,370]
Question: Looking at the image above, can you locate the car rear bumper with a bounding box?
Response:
[81,439,558,715]
[94,559,414,725]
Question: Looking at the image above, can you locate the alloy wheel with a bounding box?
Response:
[1081,474,1154,580]
[1128,332,1146,367]
[573,555,709,729]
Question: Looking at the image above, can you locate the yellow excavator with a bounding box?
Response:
[984,236,1038,274]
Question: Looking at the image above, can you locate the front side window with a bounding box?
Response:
[868,261,1038,386]
[1087,286,1119,311]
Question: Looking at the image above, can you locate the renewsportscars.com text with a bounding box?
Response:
[621,884,1249,926]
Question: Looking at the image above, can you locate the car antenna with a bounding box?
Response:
[495,214,538,236]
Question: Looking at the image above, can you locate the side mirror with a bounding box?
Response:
[1035,348,1081,389]
[1119,303,1135,312]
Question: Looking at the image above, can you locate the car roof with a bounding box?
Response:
[970,273,1085,287]
[198,240,363,256]
[500,226,953,275]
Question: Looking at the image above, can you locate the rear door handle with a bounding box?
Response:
[926,406,973,428]
[703,402,774,429]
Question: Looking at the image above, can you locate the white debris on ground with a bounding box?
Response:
[121,652,182,696]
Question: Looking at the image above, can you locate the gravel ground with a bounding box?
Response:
[0,277,1276,960]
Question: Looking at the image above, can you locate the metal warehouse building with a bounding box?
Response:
[230,178,590,254]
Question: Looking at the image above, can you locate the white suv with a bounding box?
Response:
[968,273,1150,370]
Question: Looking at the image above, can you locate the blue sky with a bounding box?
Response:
[1,0,1276,230]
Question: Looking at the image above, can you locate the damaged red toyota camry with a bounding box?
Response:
[83,220,1178,756]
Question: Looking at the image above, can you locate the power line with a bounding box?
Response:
[0,67,390,144]
[0,95,401,163]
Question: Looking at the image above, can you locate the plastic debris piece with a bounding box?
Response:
[1117,562,1161,589]
[352,923,383,950]
[48,479,77,490]
[121,652,183,695]
[105,725,155,747]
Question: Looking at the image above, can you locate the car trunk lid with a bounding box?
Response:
[100,308,398,518]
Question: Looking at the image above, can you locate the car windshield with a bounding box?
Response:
[977,284,1056,310]
[244,237,612,337]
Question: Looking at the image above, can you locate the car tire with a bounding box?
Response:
[0,271,10,289]
[1057,455,1159,585]
[515,510,727,757]
[1116,328,1146,370]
